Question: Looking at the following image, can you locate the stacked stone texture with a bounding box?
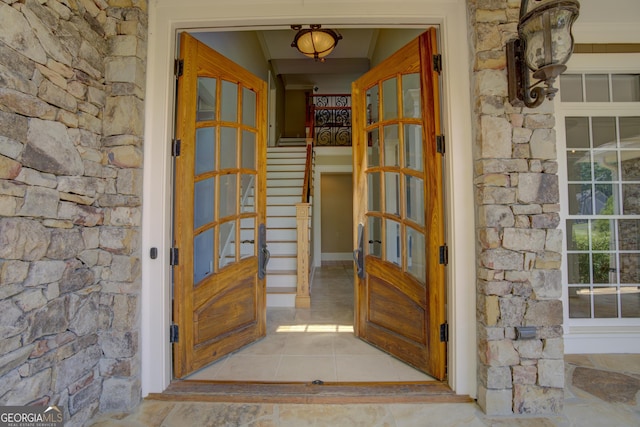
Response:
[0,0,146,425]
[469,0,564,415]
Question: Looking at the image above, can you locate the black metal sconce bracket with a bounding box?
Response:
[507,38,547,109]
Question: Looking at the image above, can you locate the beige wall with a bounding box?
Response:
[370,28,424,68]
[193,31,270,80]
[321,173,353,254]
[284,89,307,138]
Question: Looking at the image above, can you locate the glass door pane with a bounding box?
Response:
[242,87,256,127]
[221,80,238,122]
[219,220,235,269]
[384,172,400,216]
[368,172,381,212]
[366,85,379,124]
[240,217,255,259]
[194,178,215,229]
[405,175,424,226]
[220,127,237,169]
[385,219,401,266]
[194,228,214,284]
[404,124,423,171]
[195,127,216,174]
[406,226,426,284]
[367,129,380,167]
[219,174,237,219]
[368,216,382,257]
[240,174,255,213]
[241,130,256,170]
[383,125,400,167]
[197,77,216,121]
[402,73,421,118]
[382,77,398,120]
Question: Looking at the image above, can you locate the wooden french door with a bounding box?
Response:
[173,33,267,379]
[352,28,446,380]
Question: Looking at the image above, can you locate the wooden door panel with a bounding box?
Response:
[173,33,267,378]
[352,28,446,380]
[366,256,427,306]
[368,276,426,343]
[195,278,257,345]
[362,322,428,371]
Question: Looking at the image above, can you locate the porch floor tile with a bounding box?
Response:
[91,353,640,426]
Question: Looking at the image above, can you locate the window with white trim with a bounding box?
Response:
[559,67,640,321]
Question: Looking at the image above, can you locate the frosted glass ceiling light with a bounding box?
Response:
[291,24,342,62]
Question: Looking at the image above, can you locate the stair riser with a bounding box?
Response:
[267,164,306,172]
[267,157,307,165]
[238,232,300,244]
[267,179,304,187]
[267,154,307,160]
[268,242,297,255]
[268,257,297,270]
[267,196,301,205]
[267,206,297,216]
[267,187,302,196]
[267,274,298,287]
[267,172,305,180]
[266,293,296,308]
[267,229,296,240]
[247,196,301,205]
[268,148,307,153]
[267,217,297,228]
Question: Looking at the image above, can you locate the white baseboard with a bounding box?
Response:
[321,252,353,261]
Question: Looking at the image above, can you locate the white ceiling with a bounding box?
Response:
[257,28,379,60]
[257,28,379,89]
[194,27,423,91]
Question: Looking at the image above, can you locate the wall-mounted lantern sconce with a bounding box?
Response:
[291,24,342,62]
[507,0,580,108]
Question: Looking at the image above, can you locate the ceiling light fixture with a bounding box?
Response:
[291,24,342,62]
[506,0,580,108]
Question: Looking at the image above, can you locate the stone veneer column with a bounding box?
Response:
[468,0,565,415]
[0,0,146,424]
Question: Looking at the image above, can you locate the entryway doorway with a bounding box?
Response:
[171,28,446,383]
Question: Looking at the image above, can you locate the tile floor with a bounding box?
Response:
[90,352,640,426]
[186,263,434,382]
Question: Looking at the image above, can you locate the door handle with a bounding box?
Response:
[354,223,365,279]
[262,246,271,269]
[258,224,269,279]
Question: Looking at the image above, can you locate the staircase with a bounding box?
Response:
[266,146,309,307]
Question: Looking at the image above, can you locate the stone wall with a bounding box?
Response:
[0,0,146,425]
[468,0,565,415]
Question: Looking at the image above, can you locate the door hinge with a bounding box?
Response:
[440,323,449,342]
[436,135,445,154]
[174,59,184,78]
[172,139,181,157]
[439,245,448,265]
[169,247,179,266]
[169,324,179,343]
[433,54,442,73]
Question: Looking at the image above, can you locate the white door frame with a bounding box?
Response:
[142,0,476,397]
